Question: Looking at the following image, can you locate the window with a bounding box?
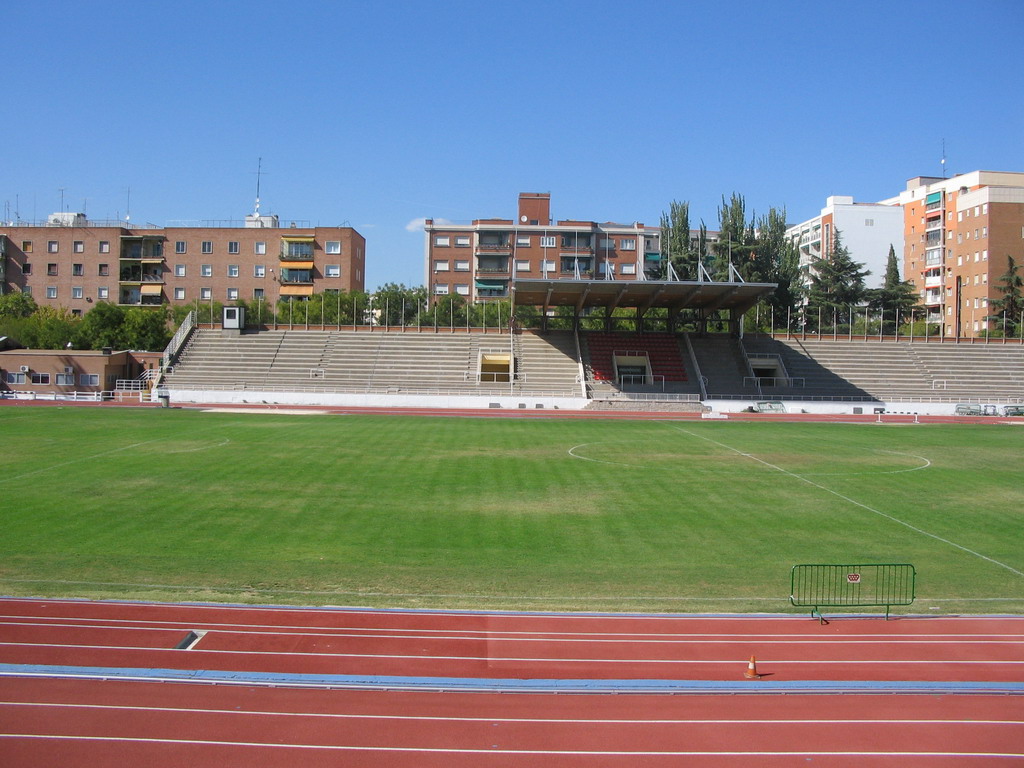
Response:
[254,264,266,278]
[47,241,59,253]
[47,263,58,276]
[434,236,450,247]
[255,241,266,255]
[455,284,470,295]
[172,264,185,277]
[201,264,212,277]
[454,260,470,271]
[31,372,50,385]
[253,288,265,300]
[620,238,636,251]
[175,241,187,254]
[98,264,109,276]
[5,372,26,385]
[56,373,75,386]
[983,250,988,261]
[540,236,555,248]
[974,252,980,263]
[174,287,186,300]
[325,264,341,278]
[325,241,341,255]
[22,241,33,253]
[22,263,31,275]
[865,219,874,227]
[201,287,212,300]
[201,241,213,254]
[72,287,84,299]
[434,260,450,272]
[515,260,530,272]
[97,287,108,300]
[72,263,84,276]
[228,241,240,254]
[79,374,99,387]
[621,263,636,275]
[227,264,239,277]
[73,241,84,253]
[982,226,987,238]
[599,238,615,249]
[99,240,110,253]
[46,286,57,299]
[517,235,531,247]
[542,259,556,274]
[434,284,449,295]
[227,288,238,301]
[455,236,470,247]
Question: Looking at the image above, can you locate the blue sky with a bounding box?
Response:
[6,0,1023,289]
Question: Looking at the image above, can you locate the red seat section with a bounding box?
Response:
[585,333,687,382]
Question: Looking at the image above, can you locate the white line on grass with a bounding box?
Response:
[0,424,227,485]
[663,424,1024,579]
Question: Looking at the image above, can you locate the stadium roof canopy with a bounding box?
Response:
[510,278,777,316]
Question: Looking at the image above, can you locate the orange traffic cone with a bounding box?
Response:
[744,656,761,679]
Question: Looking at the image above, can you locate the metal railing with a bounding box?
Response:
[791,563,916,622]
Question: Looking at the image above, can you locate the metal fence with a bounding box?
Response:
[790,563,916,622]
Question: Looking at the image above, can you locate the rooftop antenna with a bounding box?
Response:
[254,157,263,216]
[58,187,66,213]
[941,139,947,179]
[125,187,131,224]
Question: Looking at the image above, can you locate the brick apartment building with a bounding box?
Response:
[899,171,1024,338]
[424,193,716,303]
[0,212,365,312]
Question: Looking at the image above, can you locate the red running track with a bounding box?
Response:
[2,677,1023,767]
[1,599,1023,766]
[1,599,1022,682]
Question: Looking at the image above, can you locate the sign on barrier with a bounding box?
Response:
[790,563,916,622]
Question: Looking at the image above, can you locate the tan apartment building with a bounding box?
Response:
[423,193,668,302]
[899,171,1024,338]
[0,212,365,312]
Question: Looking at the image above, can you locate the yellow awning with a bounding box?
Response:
[140,284,163,295]
[279,260,315,269]
[281,235,315,242]
[279,285,314,296]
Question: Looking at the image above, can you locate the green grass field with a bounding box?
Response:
[1,406,1022,614]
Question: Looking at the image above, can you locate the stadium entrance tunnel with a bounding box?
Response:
[478,350,512,383]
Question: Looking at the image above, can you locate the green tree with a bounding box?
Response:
[373,283,428,327]
[659,200,698,280]
[754,207,803,326]
[806,229,869,326]
[121,307,171,351]
[987,255,1024,336]
[13,306,79,349]
[0,291,38,319]
[73,302,126,349]
[713,193,756,280]
[872,247,921,317]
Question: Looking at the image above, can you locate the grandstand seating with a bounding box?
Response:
[163,327,1024,405]
[581,332,688,385]
[164,329,583,396]
[743,335,1024,401]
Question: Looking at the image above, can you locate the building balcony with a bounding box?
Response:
[476,240,510,252]
[924,274,943,288]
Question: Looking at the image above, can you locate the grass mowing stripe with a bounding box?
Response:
[1,407,1022,612]
[663,422,1024,579]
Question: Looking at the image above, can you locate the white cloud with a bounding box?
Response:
[405,216,451,232]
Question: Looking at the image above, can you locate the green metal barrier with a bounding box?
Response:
[790,563,916,622]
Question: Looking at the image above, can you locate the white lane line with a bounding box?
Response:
[664,424,1024,579]
[2,641,1021,665]
[3,621,1023,645]
[1,735,1019,758]
[3,702,1022,727]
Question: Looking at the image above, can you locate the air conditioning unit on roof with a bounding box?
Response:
[64,366,74,374]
